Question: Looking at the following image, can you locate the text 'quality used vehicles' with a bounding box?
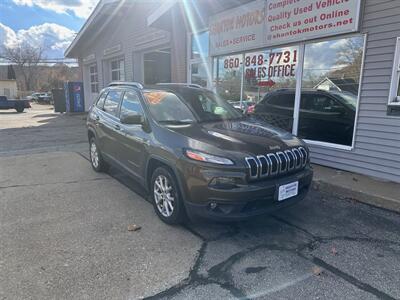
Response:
[87,82,313,224]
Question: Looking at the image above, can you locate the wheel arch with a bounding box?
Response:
[145,156,185,198]
[87,127,97,142]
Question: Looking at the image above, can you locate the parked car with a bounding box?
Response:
[31,92,52,104]
[0,96,31,113]
[87,82,313,224]
[253,89,357,146]
[228,100,255,113]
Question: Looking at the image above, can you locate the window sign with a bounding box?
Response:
[242,46,299,132]
[210,0,266,56]
[243,46,298,102]
[265,0,361,47]
[209,0,361,56]
[244,48,298,83]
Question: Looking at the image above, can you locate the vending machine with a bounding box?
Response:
[64,82,85,112]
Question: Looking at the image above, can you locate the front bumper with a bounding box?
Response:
[179,165,313,221]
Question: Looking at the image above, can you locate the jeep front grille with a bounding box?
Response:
[245,147,308,180]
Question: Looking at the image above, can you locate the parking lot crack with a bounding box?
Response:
[311,256,397,300]
[144,224,248,299]
[271,215,320,241]
[271,214,398,299]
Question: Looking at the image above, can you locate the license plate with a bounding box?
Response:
[278,181,299,201]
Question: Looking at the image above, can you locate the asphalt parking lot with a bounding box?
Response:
[1,105,399,300]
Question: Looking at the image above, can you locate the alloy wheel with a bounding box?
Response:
[154,175,175,217]
[90,142,99,169]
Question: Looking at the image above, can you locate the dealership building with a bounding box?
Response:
[65,0,400,183]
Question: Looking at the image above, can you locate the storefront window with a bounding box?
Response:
[111,58,125,81]
[213,54,243,102]
[398,77,400,98]
[190,31,210,87]
[299,35,364,146]
[191,63,209,87]
[389,37,400,106]
[89,64,99,93]
[210,34,364,147]
[191,31,209,60]
[144,49,171,85]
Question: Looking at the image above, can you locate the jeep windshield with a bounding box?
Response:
[143,90,243,123]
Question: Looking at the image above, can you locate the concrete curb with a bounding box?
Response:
[312,179,400,214]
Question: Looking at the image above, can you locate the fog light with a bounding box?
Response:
[209,177,237,189]
[210,202,218,210]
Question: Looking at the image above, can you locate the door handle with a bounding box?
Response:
[114,124,121,130]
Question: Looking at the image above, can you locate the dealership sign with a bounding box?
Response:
[209,0,361,56]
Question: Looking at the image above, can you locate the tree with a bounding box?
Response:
[0,42,45,91]
[332,37,364,82]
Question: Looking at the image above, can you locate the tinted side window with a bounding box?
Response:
[302,95,336,112]
[120,91,143,118]
[103,90,122,116]
[96,92,107,109]
[267,94,294,107]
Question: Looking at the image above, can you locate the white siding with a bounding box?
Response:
[80,2,171,109]
[310,0,400,183]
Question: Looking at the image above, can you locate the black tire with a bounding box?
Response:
[151,167,187,224]
[16,107,24,113]
[89,137,109,172]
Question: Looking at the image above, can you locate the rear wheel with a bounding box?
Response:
[151,167,186,224]
[89,137,108,172]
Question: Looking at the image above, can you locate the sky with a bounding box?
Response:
[0,0,99,59]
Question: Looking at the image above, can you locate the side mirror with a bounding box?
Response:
[120,112,144,125]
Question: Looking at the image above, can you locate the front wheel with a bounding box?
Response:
[15,107,24,113]
[89,137,108,172]
[151,167,186,224]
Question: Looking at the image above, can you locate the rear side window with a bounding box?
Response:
[120,91,143,118]
[103,90,122,116]
[301,94,336,112]
[96,92,107,109]
[267,94,295,107]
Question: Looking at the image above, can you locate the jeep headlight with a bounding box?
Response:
[184,149,234,165]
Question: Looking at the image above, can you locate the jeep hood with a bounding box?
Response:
[165,118,304,155]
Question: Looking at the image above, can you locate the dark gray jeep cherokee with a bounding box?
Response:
[87,82,313,224]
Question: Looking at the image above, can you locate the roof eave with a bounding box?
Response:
[64,0,118,58]
[147,0,178,28]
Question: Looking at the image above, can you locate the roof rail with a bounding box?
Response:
[156,83,202,89]
[108,82,144,89]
